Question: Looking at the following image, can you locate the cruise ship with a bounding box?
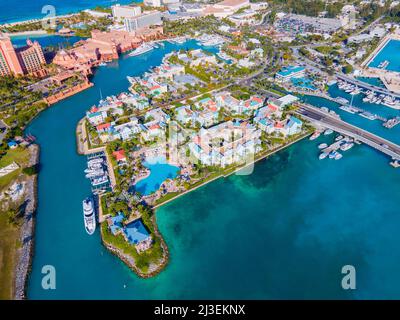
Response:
[82,197,96,235]
[128,43,154,57]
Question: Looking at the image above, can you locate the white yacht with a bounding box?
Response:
[128,43,154,57]
[91,176,109,186]
[319,152,328,160]
[85,169,105,179]
[82,197,96,235]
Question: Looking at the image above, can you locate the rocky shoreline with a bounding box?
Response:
[14,144,39,300]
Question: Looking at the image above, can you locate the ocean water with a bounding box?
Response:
[356,77,385,88]
[11,34,83,48]
[0,0,138,24]
[134,157,180,196]
[24,38,400,299]
[368,39,400,72]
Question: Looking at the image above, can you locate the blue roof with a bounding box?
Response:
[7,141,17,147]
[123,219,150,245]
[108,212,125,235]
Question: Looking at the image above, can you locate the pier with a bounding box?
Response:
[296,103,400,161]
[336,74,400,101]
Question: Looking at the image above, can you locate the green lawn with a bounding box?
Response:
[0,212,20,299]
[0,147,30,193]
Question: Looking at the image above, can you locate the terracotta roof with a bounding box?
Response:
[112,150,126,161]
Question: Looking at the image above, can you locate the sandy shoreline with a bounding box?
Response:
[6,30,48,37]
[0,13,76,28]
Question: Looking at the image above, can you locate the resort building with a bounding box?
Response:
[204,0,250,18]
[16,39,46,76]
[228,9,259,26]
[144,0,162,7]
[124,11,163,32]
[113,119,142,141]
[215,92,264,115]
[53,30,142,74]
[86,108,108,126]
[0,34,46,77]
[112,4,142,21]
[189,49,218,67]
[107,213,153,253]
[275,66,306,82]
[112,149,127,163]
[188,120,262,167]
[0,33,23,76]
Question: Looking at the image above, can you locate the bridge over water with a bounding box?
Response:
[296,103,400,160]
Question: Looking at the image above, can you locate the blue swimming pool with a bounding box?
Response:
[368,39,400,72]
[134,157,180,196]
[291,77,317,91]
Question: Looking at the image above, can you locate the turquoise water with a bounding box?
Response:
[300,85,400,144]
[368,39,400,72]
[11,34,83,49]
[356,77,385,88]
[24,37,400,299]
[0,0,137,24]
[134,157,180,196]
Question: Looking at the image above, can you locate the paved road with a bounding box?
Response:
[296,103,400,160]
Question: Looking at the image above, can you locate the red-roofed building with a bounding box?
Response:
[112,149,127,162]
[96,122,111,133]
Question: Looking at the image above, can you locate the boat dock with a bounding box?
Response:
[296,103,400,163]
[85,151,114,194]
[383,116,400,129]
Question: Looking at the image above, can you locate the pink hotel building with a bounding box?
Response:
[0,33,46,77]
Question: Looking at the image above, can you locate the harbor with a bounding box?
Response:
[313,130,356,161]
[17,31,400,300]
[85,152,112,194]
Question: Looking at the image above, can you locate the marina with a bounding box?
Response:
[336,79,400,109]
[317,132,355,161]
[14,29,400,300]
[128,43,155,57]
[85,152,111,194]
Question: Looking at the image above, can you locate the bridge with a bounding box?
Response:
[296,103,400,160]
[335,74,400,100]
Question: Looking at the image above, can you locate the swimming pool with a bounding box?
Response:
[133,157,180,196]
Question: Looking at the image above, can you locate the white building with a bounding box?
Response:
[124,11,162,32]
[112,4,142,21]
[83,9,111,18]
[144,0,162,7]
